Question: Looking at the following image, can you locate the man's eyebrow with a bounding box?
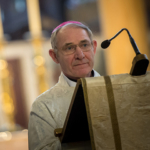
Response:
[80,40,90,43]
[63,43,73,47]
[63,40,90,48]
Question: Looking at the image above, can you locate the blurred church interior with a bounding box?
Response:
[0,0,150,149]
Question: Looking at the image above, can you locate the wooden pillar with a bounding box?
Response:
[97,0,150,75]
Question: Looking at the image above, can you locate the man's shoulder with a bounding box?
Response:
[32,83,75,110]
[32,84,61,104]
[33,74,66,104]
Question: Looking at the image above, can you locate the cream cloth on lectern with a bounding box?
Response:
[81,71,150,150]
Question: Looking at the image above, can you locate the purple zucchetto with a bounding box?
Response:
[52,21,83,33]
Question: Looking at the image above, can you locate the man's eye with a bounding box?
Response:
[83,44,87,47]
[66,46,74,50]
[81,43,89,48]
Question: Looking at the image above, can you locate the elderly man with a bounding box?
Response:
[28,21,100,150]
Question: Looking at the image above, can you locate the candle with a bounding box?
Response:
[26,0,42,38]
[0,8,4,40]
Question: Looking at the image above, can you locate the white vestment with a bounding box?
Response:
[28,70,100,150]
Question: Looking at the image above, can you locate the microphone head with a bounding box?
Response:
[101,40,110,49]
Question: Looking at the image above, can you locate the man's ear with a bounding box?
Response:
[92,40,97,55]
[49,49,59,64]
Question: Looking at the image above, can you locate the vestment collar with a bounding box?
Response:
[59,70,100,87]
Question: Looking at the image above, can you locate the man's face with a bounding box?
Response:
[51,27,97,80]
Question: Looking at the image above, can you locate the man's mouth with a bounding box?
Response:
[74,63,87,66]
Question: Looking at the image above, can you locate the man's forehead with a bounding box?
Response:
[56,27,90,44]
[57,25,89,38]
[58,25,81,34]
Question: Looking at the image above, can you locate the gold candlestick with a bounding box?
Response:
[26,0,49,94]
[0,8,15,131]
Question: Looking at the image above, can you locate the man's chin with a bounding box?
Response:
[64,68,92,80]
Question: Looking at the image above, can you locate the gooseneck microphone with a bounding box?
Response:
[101,28,141,55]
[101,28,149,76]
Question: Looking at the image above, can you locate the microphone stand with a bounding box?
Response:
[101,28,149,76]
[130,53,149,76]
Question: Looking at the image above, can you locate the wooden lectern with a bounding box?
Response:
[55,71,150,150]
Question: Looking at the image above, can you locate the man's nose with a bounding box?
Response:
[74,46,85,59]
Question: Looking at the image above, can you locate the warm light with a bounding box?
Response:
[1,92,10,100]
[0,132,7,139]
[1,92,14,114]
[3,102,14,114]
[33,55,45,66]
[0,131,12,141]
[0,59,8,70]
[0,68,9,78]
[22,129,28,132]
[36,66,46,75]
